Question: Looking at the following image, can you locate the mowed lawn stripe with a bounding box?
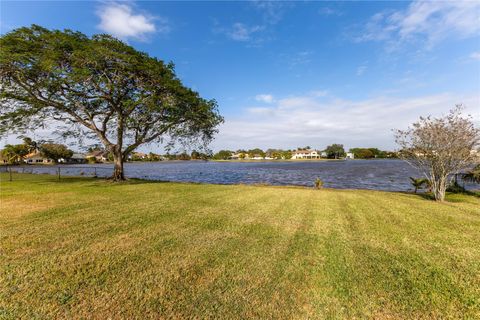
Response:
[0,173,479,319]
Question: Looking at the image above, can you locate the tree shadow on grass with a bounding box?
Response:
[397,190,479,202]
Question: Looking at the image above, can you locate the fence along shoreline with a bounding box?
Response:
[1,164,113,181]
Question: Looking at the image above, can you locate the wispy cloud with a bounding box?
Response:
[356,1,480,48]
[255,94,275,103]
[227,23,264,42]
[470,51,480,60]
[97,2,168,40]
[214,1,290,45]
[288,50,313,68]
[318,7,342,16]
[251,1,289,25]
[213,21,265,43]
[356,65,367,76]
[213,92,480,150]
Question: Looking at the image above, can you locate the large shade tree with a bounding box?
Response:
[395,106,479,201]
[0,25,223,180]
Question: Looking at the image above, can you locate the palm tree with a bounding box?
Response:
[1,144,29,164]
[22,137,38,153]
[410,177,430,193]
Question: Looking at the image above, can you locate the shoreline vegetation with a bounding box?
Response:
[1,173,479,319]
[1,157,393,166]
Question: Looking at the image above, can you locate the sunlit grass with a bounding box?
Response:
[1,173,479,319]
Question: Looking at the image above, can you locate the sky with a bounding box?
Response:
[1,0,479,152]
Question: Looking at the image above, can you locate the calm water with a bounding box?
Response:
[9,159,445,191]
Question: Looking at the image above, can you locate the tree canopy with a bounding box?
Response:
[325,144,345,159]
[40,143,73,162]
[0,25,223,180]
[213,150,232,160]
[1,143,29,164]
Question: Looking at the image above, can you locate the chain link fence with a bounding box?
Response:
[0,165,114,182]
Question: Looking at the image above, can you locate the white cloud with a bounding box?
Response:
[255,94,275,103]
[97,3,166,40]
[470,51,480,60]
[357,1,480,47]
[226,23,264,42]
[356,65,367,76]
[212,92,480,150]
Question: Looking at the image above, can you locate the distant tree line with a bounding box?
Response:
[349,148,398,159]
[1,138,402,164]
[211,144,399,160]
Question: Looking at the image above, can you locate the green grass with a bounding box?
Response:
[1,173,479,319]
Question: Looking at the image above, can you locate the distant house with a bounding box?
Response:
[251,154,264,160]
[59,153,87,164]
[230,152,249,160]
[129,152,148,160]
[0,153,8,164]
[346,152,355,159]
[24,151,53,164]
[291,149,320,159]
[86,150,109,163]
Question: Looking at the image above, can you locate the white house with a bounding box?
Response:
[291,149,320,159]
[346,152,355,159]
[24,151,53,164]
[251,154,264,160]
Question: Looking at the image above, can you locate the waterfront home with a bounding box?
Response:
[230,152,249,160]
[24,151,53,164]
[86,150,109,163]
[0,153,8,164]
[129,152,148,160]
[59,153,87,164]
[251,154,265,160]
[346,152,355,159]
[291,149,320,159]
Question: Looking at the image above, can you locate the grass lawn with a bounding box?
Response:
[1,173,479,319]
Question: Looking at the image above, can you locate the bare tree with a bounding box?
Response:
[395,105,479,201]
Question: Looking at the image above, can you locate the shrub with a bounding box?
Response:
[314,178,324,189]
[446,181,467,193]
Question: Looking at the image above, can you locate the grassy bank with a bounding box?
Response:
[1,174,479,319]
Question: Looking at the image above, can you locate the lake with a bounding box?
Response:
[8,159,447,191]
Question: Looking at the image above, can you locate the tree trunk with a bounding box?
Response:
[432,176,447,201]
[112,147,125,181]
[112,111,125,181]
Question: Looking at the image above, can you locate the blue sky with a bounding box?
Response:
[1,1,479,151]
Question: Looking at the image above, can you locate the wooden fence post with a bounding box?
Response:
[57,167,61,180]
[9,167,12,181]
